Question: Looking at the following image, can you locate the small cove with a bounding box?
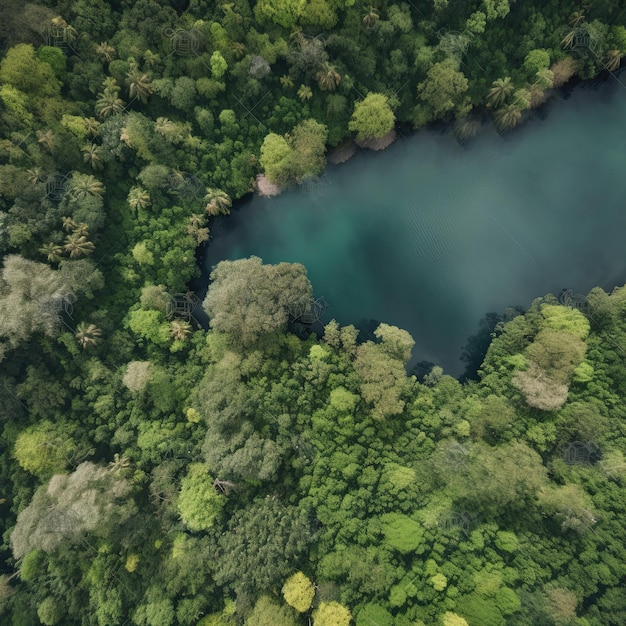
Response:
[202,77,626,375]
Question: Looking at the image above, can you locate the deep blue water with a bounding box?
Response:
[204,77,626,375]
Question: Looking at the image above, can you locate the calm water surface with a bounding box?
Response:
[204,80,626,375]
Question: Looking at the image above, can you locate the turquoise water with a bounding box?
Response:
[204,80,626,375]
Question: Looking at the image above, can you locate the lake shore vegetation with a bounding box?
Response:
[1,0,626,624]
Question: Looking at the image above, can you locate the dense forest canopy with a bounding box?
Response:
[1,0,626,624]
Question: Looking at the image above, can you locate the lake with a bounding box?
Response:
[203,76,626,376]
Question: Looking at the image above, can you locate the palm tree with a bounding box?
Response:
[561,29,577,49]
[95,42,116,62]
[513,88,531,111]
[72,222,90,237]
[39,242,64,264]
[187,214,209,244]
[453,117,481,142]
[280,75,294,88]
[529,84,548,109]
[83,144,103,171]
[231,42,246,59]
[62,217,78,232]
[569,11,585,27]
[27,167,46,185]
[204,188,232,216]
[75,322,102,349]
[51,16,77,46]
[69,174,105,200]
[297,84,313,101]
[362,7,379,28]
[486,77,514,108]
[95,81,125,119]
[108,453,131,473]
[127,187,151,212]
[37,129,55,152]
[64,234,95,259]
[316,62,341,91]
[494,104,522,131]
[83,117,100,137]
[127,69,153,103]
[605,50,622,72]
[170,320,192,342]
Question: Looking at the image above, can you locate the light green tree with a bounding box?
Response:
[313,601,352,626]
[14,421,79,478]
[245,595,297,626]
[210,51,228,79]
[254,0,304,28]
[442,612,469,626]
[177,463,224,531]
[0,43,60,98]
[348,93,395,141]
[260,133,292,186]
[282,572,316,612]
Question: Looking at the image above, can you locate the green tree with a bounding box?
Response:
[260,133,292,186]
[416,60,470,123]
[210,51,228,79]
[203,256,313,346]
[245,596,297,626]
[348,93,395,141]
[357,604,392,626]
[260,119,328,186]
[0,43,60,99]
[523,49,551,78]
[381,513,424,553]
[214,498,314,594]
[354,326,411,420]
[442,612,469,626]
[313,602,352,626]
[13,421,80,478]
[255,0,304,28]
[282,572,315,612]
[177,463,224,531]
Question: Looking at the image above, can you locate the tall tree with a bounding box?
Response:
[348,93,395,141]
[10,462,136,559]
[486,77,514,108]
[203,257,313,346]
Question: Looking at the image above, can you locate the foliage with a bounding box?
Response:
[177,463,224,531]
[348,94,395,141]
[1,0,626,624]
[282,571,316,612]
[203,257,313,346]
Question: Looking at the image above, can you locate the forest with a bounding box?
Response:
[1,0,626,624]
